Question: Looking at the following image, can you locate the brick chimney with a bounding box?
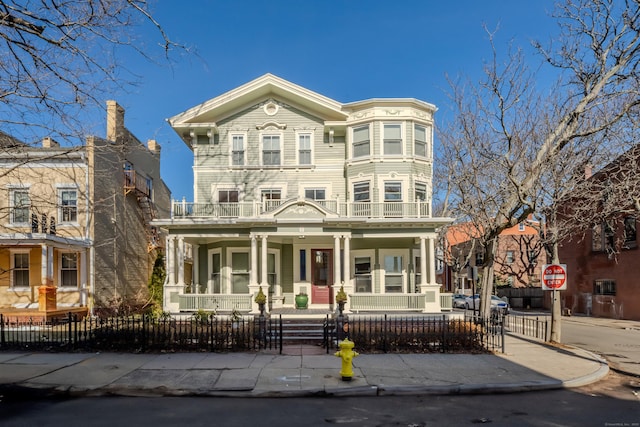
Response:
[42,137,59,148]
[106,100,125,142]
[147,139,161,158]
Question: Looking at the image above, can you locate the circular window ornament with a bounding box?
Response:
[264,101,279,116]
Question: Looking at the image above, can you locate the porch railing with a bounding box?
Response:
[178,294,252,311]
[440,293,453,311]
[171,199,431,220]
[349,293,426,311]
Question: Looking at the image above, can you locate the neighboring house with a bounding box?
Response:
[0,101,171,315]
[558,146,640,320]
[155,74,453,315]
[440,219,545,294]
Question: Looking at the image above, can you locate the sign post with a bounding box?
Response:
[542,264,567,342]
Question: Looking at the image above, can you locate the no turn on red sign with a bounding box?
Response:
[542,264,567,291]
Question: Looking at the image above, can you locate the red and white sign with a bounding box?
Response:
[542,264,567,290]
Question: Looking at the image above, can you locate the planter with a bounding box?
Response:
[295,294,308,309]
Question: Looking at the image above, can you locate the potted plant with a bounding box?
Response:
[254,287,267,314]
[295,288,308,309]
[335,285,348,314]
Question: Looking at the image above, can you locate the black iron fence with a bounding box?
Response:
[1,312,506,354]
[0,313,281,353]
[326,314,505,354]
[503,312,550,341]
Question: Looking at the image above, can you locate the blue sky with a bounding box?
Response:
[114,0,558,200]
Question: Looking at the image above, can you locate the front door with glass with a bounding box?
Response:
[311,249,333,304]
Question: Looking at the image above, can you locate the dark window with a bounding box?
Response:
[305,189,325,200]
[61,253,78,288]
[300,250,306,281]
[624,216,636,246]
[218,190,239,203]
[354,256,372,292]
[594,279,616,296]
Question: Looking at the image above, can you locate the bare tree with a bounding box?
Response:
[438,0,640,340]
[0,0,185,142]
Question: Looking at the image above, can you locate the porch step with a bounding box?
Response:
[278,318,334,345]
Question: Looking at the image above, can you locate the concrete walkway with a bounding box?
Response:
[0,333,608,398]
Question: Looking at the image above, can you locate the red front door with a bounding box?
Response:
[311,249,333,305]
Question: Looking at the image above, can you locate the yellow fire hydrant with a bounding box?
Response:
[334,338,359,381]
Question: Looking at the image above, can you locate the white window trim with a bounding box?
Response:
[267,248,280,289]
[259,131,283,167]
[413,123,430,158]
[9,187,31,225]
[214,186,242,203]
[58,187,79,225]
[518,223,526,232]
[228,132,247,167]
[225,247,251,294]
[10,249,31,290]
[295,130,314,166]
[350,123,371,160]
[300,183,333,200]
[351,249,375,293]
[378,175,409,202]
[379,249,409,293]
[348,174,374,202]
[414,181,429,202]
[58,251,79,290]
[380,122,404,157]
[256,183,288,201]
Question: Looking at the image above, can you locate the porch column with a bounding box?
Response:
[163,235,182,313]
[177,236,185,287]
[343,235,352,313]
[420,235,441,313]
[166,236,176,285]
[420,237,428,287]
[428,237,436,286]
[261,235,268,287]
[250,235,258,286]
[40,244,48,286]
[192,244,200,293]
[80,249,88,306]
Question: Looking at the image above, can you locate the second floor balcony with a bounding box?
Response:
[170,198,431,220]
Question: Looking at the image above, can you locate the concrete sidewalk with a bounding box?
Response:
[0,333,608,398]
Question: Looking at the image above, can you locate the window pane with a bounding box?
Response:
[353,126,369,142]
[624,216,636,243]
[415,183,427,201]
[300,250,306,281]
[384,255,402,273]
[353,182,370,201]
[384,140,402,155]
[299,134,311,149]
[232,253,249,272]
[61,253,78,287]
[414,125,426,142]
[384,124,401,139]
[15,253,29,268]
[384,182,402,201]
[299,151,311,164]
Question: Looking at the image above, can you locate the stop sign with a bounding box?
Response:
[542,264,567,290]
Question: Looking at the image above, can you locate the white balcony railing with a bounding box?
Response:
[171,199,431,220]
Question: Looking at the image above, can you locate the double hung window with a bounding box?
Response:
[352,125,370,158]
[60,189,78,223]
[12,252,29,288]
[11,190,30,224]
[353,182,370,216]
[383,123,402,155]
[231,252,249,293]
[354,256,372,292]
[298,133,312,165]
[414,124,427,157]
[384,255,403,293]
[262,135,281,166]
[231,135,245,166]
[61,253,78,288]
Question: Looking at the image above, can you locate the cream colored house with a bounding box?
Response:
[155,74,453,315]
[0,102,170,314]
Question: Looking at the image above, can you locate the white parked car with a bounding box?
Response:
[464,294,509,314]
